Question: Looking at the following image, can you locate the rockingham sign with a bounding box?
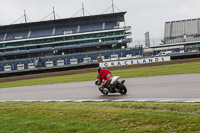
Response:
[99,56,171,67]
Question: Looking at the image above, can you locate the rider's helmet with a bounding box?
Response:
[97,67,102,74]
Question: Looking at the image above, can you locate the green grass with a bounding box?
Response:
[0,102,200,133]
[0,61,200,132]
[0,61,200,88]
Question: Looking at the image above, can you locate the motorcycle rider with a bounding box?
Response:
[97,67,113,89]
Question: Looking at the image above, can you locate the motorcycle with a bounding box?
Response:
[95,75,127,95]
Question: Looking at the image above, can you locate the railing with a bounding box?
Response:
[128,37,163,48]
[164,36,200,44]
[0,47,143,63]
[0,30,126,50]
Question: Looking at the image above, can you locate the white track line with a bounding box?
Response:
[1,99,200,103]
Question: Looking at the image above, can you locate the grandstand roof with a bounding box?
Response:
[0,12,126,33]
[165,17,200,23]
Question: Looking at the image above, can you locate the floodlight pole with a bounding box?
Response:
[53,6,56,20]
[112,0,114,13]
[24,10,27,23]
[82,3,85,16]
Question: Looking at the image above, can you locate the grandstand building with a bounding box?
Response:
[0,12,142,73]
[163,18,200,53]
[143,18,200,57]
[164,18,200,44]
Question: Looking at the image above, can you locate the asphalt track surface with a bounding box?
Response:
[0,73,200,102]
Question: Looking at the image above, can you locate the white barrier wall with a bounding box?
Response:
[83,57,91,63]
[17,64,24,70]
[99,56,171,67]
[46,61,54,67]
[28,63,35,69]
[57,60,64,66]
[4,65,11,71]
[70,59,78,65]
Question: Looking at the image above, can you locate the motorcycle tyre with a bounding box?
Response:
[117,83,127,95]
[99,88,109,95]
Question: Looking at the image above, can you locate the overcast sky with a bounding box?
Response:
[0,0,200,40]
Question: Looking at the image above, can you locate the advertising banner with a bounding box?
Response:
[99,56,171,67]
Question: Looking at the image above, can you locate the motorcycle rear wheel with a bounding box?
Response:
[117,83,127,95]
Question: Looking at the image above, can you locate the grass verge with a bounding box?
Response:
[0,102,200,133]
[0,61,200,88]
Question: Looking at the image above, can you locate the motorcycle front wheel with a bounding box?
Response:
[117,83,127,95]
[99,88,108,95]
